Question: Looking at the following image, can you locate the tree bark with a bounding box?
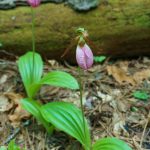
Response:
[0,0,150,63]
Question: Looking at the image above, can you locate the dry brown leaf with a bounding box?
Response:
[0,94,13,112]
[5,93,30,127]
[117,100,129,113]
[107,65,136,85]
[112,112,129,136]
[97,91,112,102]
[118,61,129,72]
[48,60,59,67]
[133,69,150,83]
[0,113,9,127]
[0,74,8,84]
[127,112,146,124]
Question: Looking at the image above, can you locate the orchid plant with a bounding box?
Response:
[40,28,133,150]
[18,0,79,134]
[17,0,132,149]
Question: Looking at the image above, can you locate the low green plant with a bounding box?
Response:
[18,51,79,133]
[0,146,6,150]
[94,56,106,63]
[40,101,132,150]
[0,140,25,150]
[133,90,149,101]
[7,140,22,150]
[41,102,91,149]
[18,0,79,134]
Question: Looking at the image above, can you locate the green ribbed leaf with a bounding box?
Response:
[18,52,43,98]
[8,140,21,150]
[93,138,132,150]
[21,98,53,134]
[40,71,79,90]
[41,102,91,150]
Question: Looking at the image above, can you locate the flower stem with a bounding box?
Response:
[31,7,35,83]
[78,68,92,150]
[78,67,86,141]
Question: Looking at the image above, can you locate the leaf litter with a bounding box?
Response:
[0,57,150,149]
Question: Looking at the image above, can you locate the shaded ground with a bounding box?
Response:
[0,55,150,150]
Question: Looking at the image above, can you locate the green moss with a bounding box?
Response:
[134,15,150,27]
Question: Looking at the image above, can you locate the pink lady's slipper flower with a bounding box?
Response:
[76,43,93,70]
[27,0,41,7]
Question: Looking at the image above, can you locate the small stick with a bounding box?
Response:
[61,38,77,58]
[0,50,18,59]
[3,127,20,145]
[140,111,150,149]
[3,120,30,145]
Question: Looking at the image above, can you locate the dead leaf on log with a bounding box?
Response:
[5,93,30,127]
[106,65,136,85]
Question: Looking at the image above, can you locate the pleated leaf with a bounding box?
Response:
[93,138,132,150]
[21,98,53,134]
[28,84,41,99]
[8,140,21,150]
[41,102,91,150]
[40,71,79,90]
[18,52,43,98]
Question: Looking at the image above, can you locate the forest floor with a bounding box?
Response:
[0,55,150,150]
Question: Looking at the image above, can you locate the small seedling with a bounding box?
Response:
[94,55,106,63]
[133,91,149,101]
[0,140,25,150]
[0,146,6,150]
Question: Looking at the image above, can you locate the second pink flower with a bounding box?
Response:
[27,0,41,7]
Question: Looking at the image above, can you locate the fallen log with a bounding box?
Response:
[0,0,99,11]
[0,0,150,63]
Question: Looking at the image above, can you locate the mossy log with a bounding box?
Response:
[0,0,150,63]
